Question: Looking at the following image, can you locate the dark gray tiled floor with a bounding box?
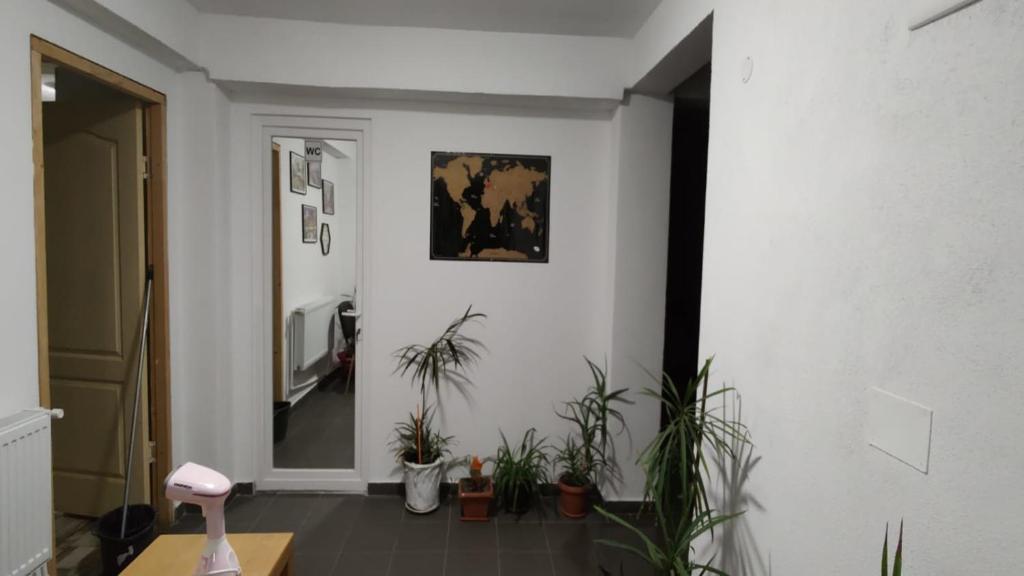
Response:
[166,493,659,575]
[274,372,355,469]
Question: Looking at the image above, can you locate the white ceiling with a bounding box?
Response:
[186,0,663,38]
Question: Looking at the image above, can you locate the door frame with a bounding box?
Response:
[30,36,174,528]
[252,114,371,491]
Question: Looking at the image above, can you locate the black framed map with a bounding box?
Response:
[431,151,550,262]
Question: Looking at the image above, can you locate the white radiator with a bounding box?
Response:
[0,410,54,576]
[290,296,341,372]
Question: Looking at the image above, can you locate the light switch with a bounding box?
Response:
[866,387,933,473]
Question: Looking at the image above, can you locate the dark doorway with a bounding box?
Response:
[661,63,711,403]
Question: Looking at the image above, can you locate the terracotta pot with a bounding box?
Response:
[558,479,590,518]
[458,477,494,521]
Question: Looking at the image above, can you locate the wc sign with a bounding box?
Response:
[304,140,324,163]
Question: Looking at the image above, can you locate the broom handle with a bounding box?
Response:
[121,270,153,539]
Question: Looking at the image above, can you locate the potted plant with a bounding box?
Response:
[389,406,453,513]
[595,358,750,575]
[458,456,493,521]
[553,357,631,518]
[392,306,486,514]
[552,436,590,518]
[493,428,548,515]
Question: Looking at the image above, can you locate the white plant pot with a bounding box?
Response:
[402,459,443,514]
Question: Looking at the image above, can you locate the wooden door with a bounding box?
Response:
[44,69,149,517]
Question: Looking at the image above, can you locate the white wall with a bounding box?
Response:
[227,100,619,488]
[0,0,232,477]
[605,94,674,500]
[637,0,1024,573]
[199,14,629,101]
[275,137,357,396]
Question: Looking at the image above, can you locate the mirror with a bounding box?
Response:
[270,136,358,470]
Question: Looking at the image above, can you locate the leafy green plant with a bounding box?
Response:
[552,435,589,487]
[394,306,486,410]
[882,521,904,576]
[554,357,631,487]
[596,358,750,575]
[392,306,485,464]
[389,405,452,465]
[493,428,549,513]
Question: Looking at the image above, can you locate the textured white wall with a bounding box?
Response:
[605,94,674,500]
[226,101,617,488]
[687,1,1024,573]
[198,14,629,101]
[0,0,233,477]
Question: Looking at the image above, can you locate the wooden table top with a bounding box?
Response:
[121,533,293,576]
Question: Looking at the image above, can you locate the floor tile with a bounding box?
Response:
[396,522,448,551]
[294,519,349,555]
[594,548,658,576]
[293,551,340,575]
[444,551,499,576]
[225,495,273,532]
[252,494,319,532]
[274,373,355,469]
[447,521,497,551]
[332,552,391,576]
[343,521,400,552]
[356,496,406,524]
[498,523,548,551]
[544,523,595,556]
[389,551,444,576]
[495,501,545,524]
[551,551,599,576]
[403,499,451,523]
[499,552,555,576]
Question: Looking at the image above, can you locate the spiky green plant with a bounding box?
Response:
[552,435,589,487]
[596,357,750,575]
[882,521,904,576]
[554,357,631,487]
[389,405,453,465]
[394,306,486,411]
[492,428,549,514]
[392,306,485,463]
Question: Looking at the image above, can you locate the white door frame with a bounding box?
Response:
[250,114,371,491]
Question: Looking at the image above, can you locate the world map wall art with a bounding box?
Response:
[430,151,551,262]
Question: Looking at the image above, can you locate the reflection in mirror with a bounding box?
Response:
[271,136,357,470]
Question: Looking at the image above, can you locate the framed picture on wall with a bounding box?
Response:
[290,151,306,194]
[302,204,317,243]
[320,223,331,255]
[308,160,322,189]
[430,151,551,262]
[322,180,335,215]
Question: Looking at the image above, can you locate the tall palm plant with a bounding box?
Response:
[393,306,485,464]
[597,357,750,575]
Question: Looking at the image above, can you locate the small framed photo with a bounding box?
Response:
[302,204,317,243]
[320,223,331,255]
[322,179,335,215]
[308,161,322,189]
[290,152,306,194]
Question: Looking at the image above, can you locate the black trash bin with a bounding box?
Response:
[273,401,292,443]
[95,504,156,575]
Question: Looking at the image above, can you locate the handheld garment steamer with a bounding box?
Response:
[165,462,242,575]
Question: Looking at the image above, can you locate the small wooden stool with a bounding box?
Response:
[121,533,293,575]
